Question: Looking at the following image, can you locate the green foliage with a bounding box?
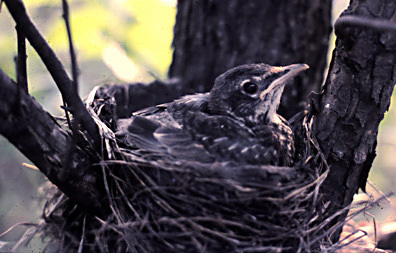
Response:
[0,0,176,93]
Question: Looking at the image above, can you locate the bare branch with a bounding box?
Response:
[62,0,79,92]
[0,68,107,217]
[16,24,28,92]
[61,0,81,175]
[335,16,396,37]
[3,0,100,149]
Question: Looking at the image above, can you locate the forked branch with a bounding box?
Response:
[0,68,107,217]
[3,0,100,149]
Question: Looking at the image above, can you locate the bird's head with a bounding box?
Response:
[208,63,309,124]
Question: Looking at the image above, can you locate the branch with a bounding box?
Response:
[62,0,81,173]
[0,68,107,218]
[16,24,28,92]
[4,0,100,149]
[62,0,79,91]
[335,16,396,37]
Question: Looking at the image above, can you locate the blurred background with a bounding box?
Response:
[0,0,395,250]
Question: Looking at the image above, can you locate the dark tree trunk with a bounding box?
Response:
[169,0,333,119]
[314,0,396,236]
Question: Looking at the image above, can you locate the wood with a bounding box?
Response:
[0,69,107,218]
[4,0,100,149]
[314,0,396,238]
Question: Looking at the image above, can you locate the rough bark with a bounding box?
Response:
[169,0,332,119]
[0,69,107,218]
[314,0,396,234]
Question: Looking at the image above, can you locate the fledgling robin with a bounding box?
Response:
[116,63,309,167]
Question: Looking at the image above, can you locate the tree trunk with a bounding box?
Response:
[169,0,332,119]
[314,0,396,237]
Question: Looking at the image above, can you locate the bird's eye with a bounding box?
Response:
[242,81,258,94]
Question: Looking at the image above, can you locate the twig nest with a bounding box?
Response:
[41,86,329,252]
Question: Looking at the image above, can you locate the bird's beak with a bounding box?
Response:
[259,63,309,100]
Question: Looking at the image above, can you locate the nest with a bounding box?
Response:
[28,86,361,252]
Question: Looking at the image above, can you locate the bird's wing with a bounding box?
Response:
[115,111,295,189]
[130,103,168,116]
[116,105,283,166]
[182,111,281,165]
[116,112,216,164]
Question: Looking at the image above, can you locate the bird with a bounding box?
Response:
[116,63,309,167]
